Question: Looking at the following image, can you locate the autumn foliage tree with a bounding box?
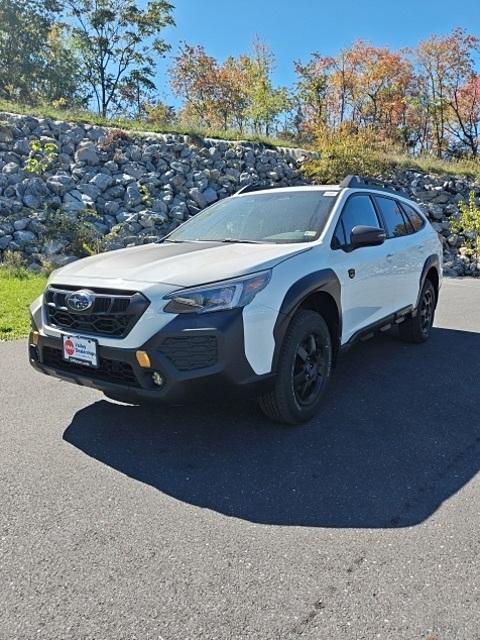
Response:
[1,1,480,158]
[170,40,290,135]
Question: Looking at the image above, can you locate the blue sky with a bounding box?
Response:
[156,0,480,104]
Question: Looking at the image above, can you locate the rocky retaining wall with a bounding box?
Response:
[0,112,478,277]
[0,112,307,270]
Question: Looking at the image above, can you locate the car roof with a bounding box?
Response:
[234,182,415,204]
[235,185,341,197]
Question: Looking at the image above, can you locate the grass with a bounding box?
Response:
[391,153,480,180]
[0,268,47,340]
[304,148,480,184]
[0,99,297,148]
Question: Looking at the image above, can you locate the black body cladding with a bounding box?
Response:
[273,269,342,365]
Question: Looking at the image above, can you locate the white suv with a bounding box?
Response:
[29,175,442,424]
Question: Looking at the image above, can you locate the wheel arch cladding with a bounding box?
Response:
[273,269,342,369]
[419,255,440,309]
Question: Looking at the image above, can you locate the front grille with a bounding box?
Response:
[45,285,149,338]
[42,346,139,387]
[159,335,218,371]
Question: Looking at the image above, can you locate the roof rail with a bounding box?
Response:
[234,183,281,196]
[339,175,409,199]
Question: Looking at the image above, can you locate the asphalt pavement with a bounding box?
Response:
[1,277,480,639]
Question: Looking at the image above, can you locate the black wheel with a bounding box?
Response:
[258,309,333,424]
[399,279,436,343]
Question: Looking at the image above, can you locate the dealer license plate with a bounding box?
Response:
[62,334,98,368]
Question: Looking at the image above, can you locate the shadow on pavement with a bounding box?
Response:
[63,327,480,528]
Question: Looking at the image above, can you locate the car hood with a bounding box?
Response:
[51,241,311,288]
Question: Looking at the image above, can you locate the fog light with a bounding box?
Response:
[30,331,39,346]
[152,371,164,387]
[135,350,151,368]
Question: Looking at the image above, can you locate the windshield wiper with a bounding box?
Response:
[201,238,265,244]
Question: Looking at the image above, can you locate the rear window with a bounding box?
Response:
[401,202,426,232]
[374,196,412,238]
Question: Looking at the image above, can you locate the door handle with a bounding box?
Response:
[386,253,394,260]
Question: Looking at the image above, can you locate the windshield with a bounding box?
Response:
[166,191,338,244]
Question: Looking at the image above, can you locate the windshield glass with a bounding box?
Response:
[166,191,338,244]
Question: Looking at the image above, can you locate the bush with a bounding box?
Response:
[25,139,58,175]
[450,191,480,265]
[303,126,396,184]
[0,250,29,278]
[42,208,102,257]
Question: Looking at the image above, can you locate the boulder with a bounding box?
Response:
[74,142,99,165]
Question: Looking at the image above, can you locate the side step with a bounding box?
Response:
[342,306,413,350]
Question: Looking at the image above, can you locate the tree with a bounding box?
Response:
[170,44,250,131]
[215,56,250,131]
[294,55,330,139]
[38,23,87,107]
[243,39,290,136]
[0,0,61,102]
[344,41,413,138]
[144,100,176,127]
[169,43,217,127]
[448,75,480,156]
[66,0,175,117]
[117,68,156,118]
[416,28,479,157]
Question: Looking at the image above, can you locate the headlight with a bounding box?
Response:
[163,270,271,314]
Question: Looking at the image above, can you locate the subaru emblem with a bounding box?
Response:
[65,290,95,313]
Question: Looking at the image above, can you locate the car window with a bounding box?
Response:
[374,196,412,238]
[332,194,381,248]
[167,191,338,244]
[401,202,425,232]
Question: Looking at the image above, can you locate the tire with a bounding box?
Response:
[258,309,333,425]
[398,278,436,343]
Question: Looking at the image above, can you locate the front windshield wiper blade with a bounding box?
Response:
[202,238,265,244]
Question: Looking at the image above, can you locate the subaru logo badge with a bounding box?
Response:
[65,290,95,313]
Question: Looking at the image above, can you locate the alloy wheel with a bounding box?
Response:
[292,332,327,407]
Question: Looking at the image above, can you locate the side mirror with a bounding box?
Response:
[350,225,386,249]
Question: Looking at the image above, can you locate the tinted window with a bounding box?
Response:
[167,191,338,244]
[401,202,425,232]
[375,196,411,238]
[333,195,380,248]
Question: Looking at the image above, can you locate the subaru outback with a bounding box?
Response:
[29,175,442,424]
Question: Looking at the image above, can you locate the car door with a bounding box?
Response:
[372,195,422,311]
[399,201,432,302]
[329,193,393,343]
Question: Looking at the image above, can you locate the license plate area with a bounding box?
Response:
[62,334,98,368]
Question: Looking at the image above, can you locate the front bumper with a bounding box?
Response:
[29,309,275,403]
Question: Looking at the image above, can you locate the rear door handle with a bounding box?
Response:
[386,253,394,260]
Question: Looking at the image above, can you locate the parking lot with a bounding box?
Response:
[1,277,480,639]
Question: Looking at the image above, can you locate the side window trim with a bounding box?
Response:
[331,192,382,251]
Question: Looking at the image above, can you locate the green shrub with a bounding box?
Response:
[303,127,395,184]
[25,139,58,175]
[0,250,30,278]
[42,208,102,257]
[450,191,480,264]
